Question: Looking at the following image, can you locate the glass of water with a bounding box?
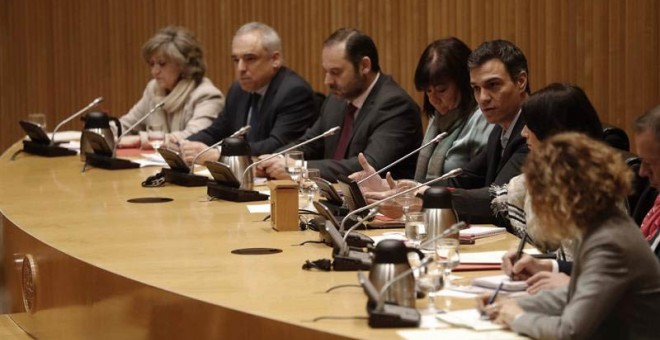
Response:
[435,238,460,288]
[147,124,165,150]
[27,113,47,129]
[405,212,427,248]
[417,261,444,314]
[299,168,320,209]
[285,150,304,183]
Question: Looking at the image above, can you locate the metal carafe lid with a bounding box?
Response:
[422,187,453,209]
[82,111,111,129]
[373,240,411,264]
[221,137,251,156]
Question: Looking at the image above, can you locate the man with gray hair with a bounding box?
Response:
[633,104,660,259]
[176,22,315,161]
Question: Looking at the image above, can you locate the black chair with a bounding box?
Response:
[617,150,650,218]
[633,186,658,226]
[312,92,327,121]
[603,124,630,151]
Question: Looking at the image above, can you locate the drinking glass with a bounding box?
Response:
[147,124,165,150]
[405,212,427,248]
[285,150,304,183]
[435,238,460,288]
[299,168,320,209]
[417,261,444,314]
[395,179,420,222]
[27,113,47,129]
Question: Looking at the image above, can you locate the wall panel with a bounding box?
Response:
[1,0,658,153]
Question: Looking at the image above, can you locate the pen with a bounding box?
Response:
[481,281,504,318]
[512,232,528,264]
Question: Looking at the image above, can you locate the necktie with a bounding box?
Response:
[246,93,261,141]
[333,103,358,160]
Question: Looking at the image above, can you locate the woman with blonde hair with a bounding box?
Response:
[480,132,660,339]
[120,26,224,140]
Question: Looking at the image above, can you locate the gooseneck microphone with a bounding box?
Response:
[159,125,253,188]
[339,168,463,232]
[113,102,164,157]
[190,125,251,174]
[240,126,341,183]
[358,221,465,328]
[340,208,379,250]
[16,97,104,159]
[357,132,448,185]
[51,97,104,144]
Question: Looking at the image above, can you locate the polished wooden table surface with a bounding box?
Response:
[0,144,522,339]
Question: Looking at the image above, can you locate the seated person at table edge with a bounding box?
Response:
[448,40,530,224]
[258,28,422,181]
[119,26,224,141]
[175,22,315,163]
[503,104,660,292]
[480,133,660,339]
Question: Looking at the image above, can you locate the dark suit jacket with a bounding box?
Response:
[289,74,423,181]
[512,211,660,339]
[449,115,529,224]
[187,67,315,155]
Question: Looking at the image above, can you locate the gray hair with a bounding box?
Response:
[142,26,206,84]
[633,104,660,142]
[235,22,283,58]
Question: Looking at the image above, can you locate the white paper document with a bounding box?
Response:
[460,249,540,264]
[435,308,504,331]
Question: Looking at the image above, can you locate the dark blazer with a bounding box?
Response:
[449,115,529,224]
[512,211,660,339]
[290,74,423,181]
[187,67,315,155]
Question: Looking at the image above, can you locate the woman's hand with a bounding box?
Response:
[501,251,553,281]
[526,271,570,295]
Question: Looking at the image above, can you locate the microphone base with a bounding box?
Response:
[85,153,140,170]
[162,168,208,187]
[23,140,77,157]
[368,304,421,328]
[207,181,269,202]
[318,200,349,217]
[331,250,372,271]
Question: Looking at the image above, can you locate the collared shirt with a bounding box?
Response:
[500,110,522,152]
[245,84,269,125]
[349,73,380,119]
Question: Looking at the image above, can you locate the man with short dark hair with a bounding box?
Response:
[633,104,660,258]
[175,22,315,163]
[448,40,530,224]
[258,28,422,181]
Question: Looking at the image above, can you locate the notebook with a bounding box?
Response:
[459,226,506,240]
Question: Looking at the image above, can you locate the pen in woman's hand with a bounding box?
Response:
[481,281,505,319]
[513,232,528,264]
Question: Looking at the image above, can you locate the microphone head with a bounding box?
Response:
[91,97,104,106]
[323,126,341,137]
[432,132,448,143]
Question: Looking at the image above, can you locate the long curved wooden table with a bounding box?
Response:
[0,143,522,339]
